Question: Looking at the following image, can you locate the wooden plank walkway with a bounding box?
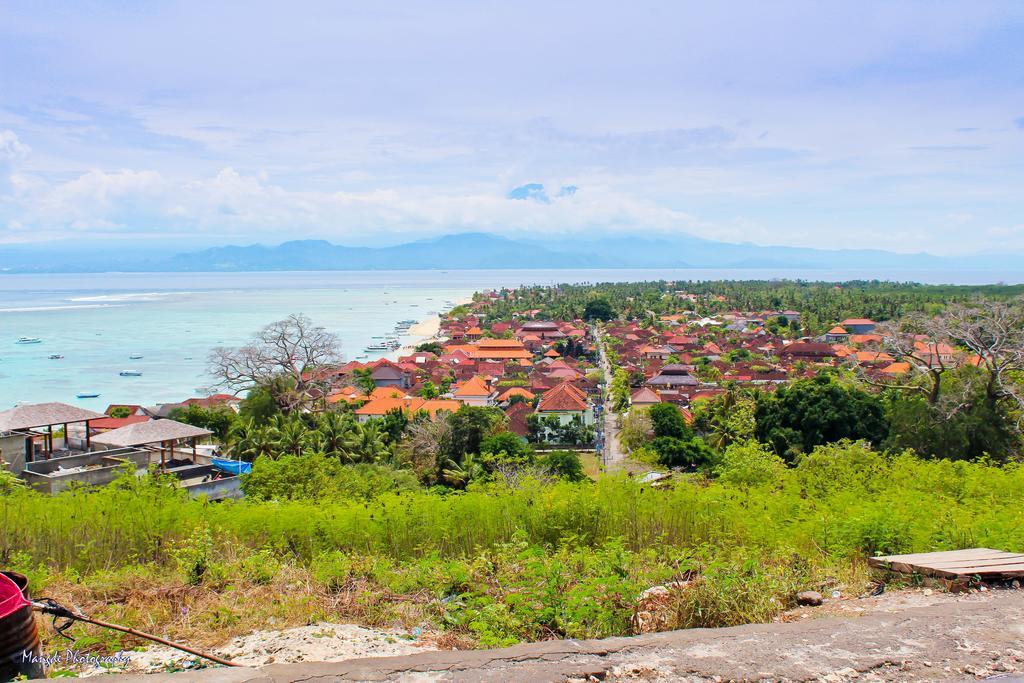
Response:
[868,548,1024,580]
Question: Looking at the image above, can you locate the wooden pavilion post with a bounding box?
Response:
[85,420,91,451]
[63,422,68,451]
[191,437,197,464]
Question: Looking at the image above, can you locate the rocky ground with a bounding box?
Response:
[78,622,436,677]
[102,585,1024,681]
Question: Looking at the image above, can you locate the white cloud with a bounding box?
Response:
[0,130,30,162]
[0,165,697,240]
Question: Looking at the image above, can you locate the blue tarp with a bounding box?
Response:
[211,458,252,475]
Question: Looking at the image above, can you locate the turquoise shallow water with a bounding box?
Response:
[1,267,1021,409]
[0,271,481,408]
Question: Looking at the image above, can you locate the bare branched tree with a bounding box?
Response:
[209,313,341,413]
[871,313,951,405]
[868,298,1024,424]
[404,417,452,480]
[939,298,1024,413]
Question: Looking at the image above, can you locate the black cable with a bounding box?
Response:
[33,597,77,641]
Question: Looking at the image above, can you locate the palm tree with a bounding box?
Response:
[316,411,355,459]
[274,417,311,457]
[441,452,487,487]
[342,420,387,463]
[229,418,278,461]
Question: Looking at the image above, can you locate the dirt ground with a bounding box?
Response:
[105,585,1024,681]
[77,622,437,677]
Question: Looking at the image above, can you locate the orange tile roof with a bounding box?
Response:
[469,348,533,360]
[827,326,849,334]
[90,415,151,431]
[497,387,535,402]
[454,375,491,397]
[537,382,589,412]
[854,351,895,363]
[369,386,408,400]
[630,387,661,404]
[477,339,527,348]
[881,362,911,374]
[841,318,876,326]
[356,397,461,418]
[327,386,368,404]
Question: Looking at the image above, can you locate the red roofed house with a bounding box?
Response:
[536,381,593,426]
[451,375,494,407]
[840,318,877,334]
[630,387,661,407]
[355,397,461,423]
[496,387,536,405]
[779,341,837,362]
[370,359,412,389]
[105,404,146,417]
[504,401,533,438]
[825,326,850,343]
[89,414,151,434]
[327,386,368,404]
[639,344,672,361]
[469,339,533,361]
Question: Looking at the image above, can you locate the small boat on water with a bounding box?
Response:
[119,370,143,377]
[16,337,41,344]
[129,354,143,360]
[48,354,64,360]
[76,392,100,399]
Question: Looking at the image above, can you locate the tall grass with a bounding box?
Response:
[4,443,1024,650]
[4,445,1023,574]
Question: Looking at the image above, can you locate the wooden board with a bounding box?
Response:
[868,548,1024,580]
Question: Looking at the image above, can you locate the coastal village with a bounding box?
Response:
[2,282,1022,681]
[0,285,976,495]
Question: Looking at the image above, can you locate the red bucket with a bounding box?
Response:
[0,573,30,620]
[0,571,44,680]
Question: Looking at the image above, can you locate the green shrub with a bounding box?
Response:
[715,440,786,488]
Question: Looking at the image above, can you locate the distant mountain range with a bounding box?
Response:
[1,231,1020,273]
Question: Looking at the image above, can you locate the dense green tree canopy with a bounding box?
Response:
[583,298,615,321]
[754,375,889,460]
[648,402,692,440]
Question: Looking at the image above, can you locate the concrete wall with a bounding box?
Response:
[0,434,27,474]
[182,476,243,500]
[538,409,594,426]
[22,449,149,494]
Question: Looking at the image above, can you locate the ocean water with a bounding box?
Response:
[1,267,1021,408]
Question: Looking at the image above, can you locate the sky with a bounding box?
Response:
[1,1,1023,255]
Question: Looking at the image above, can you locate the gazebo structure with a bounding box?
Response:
[91,419,213,468]
[0,402,106,467]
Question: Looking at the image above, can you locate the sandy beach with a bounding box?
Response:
[407,315,441,338]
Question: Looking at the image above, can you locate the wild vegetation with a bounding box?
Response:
[5,444,1024,655]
